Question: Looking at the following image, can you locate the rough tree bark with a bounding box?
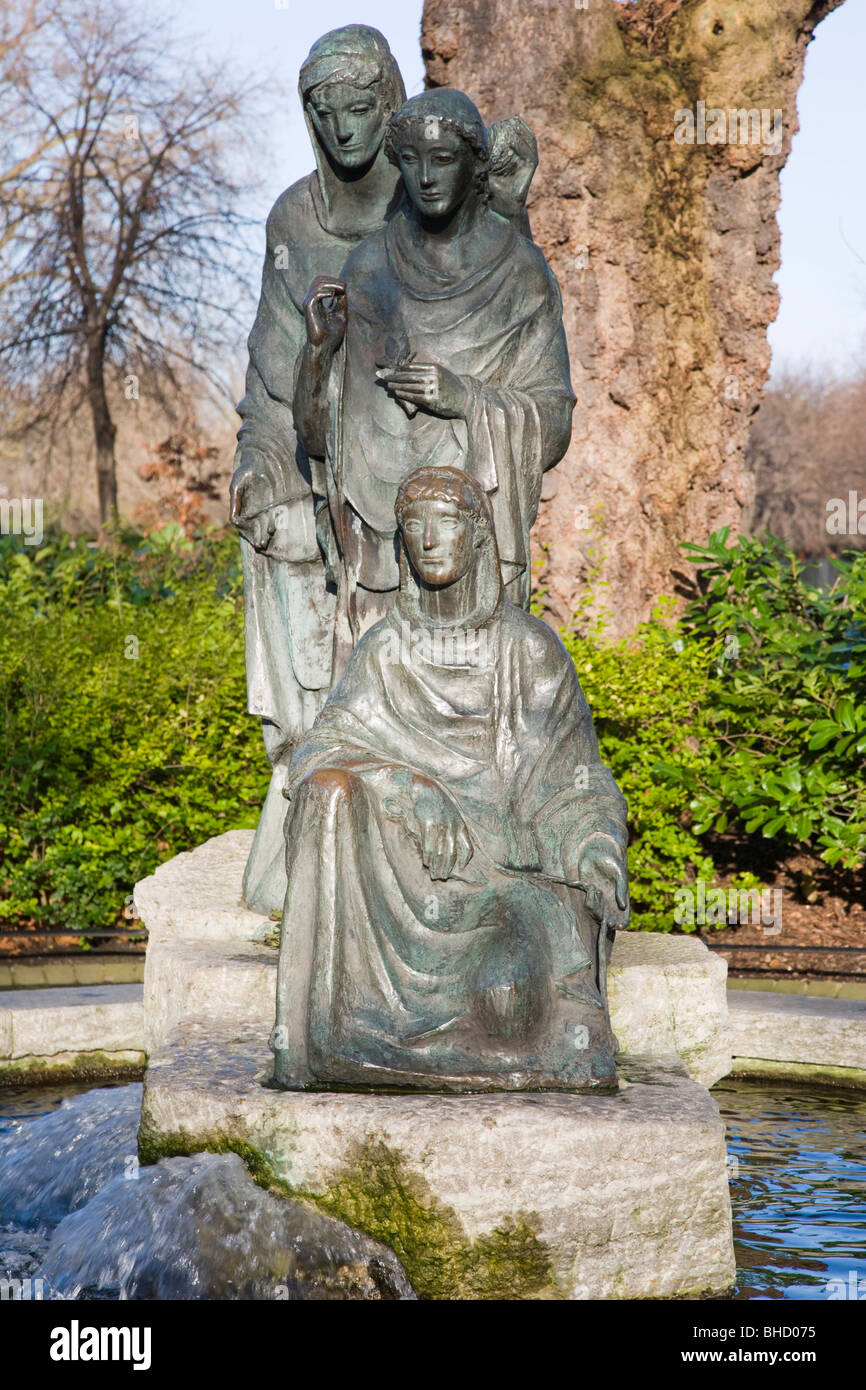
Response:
[422,0,848,632]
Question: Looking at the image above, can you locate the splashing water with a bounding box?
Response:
[0,1083,142,1233]
[0,1084,413,1300]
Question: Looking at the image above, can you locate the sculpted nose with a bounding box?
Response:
[334,119,353,144]
[422,520,436,548]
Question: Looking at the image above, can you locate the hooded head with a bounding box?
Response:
[395,466,501,629]
[299,26,406,221]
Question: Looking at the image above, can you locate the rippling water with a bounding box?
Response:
[1,1079,864,1300]
[714,1079,866,1301]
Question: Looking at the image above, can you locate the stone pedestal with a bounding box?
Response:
[140,1022,734,1300]
[134,832,736,1300]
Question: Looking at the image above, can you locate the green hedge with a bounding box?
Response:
[0,525,267,934]
[1,525,863,936]
[564,532,865,929]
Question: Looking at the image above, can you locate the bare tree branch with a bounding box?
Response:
[0,0,266,523]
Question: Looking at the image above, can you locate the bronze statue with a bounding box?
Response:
[232,36,545,915]
[271,467,628,1093]
[230,26,406,912]
[294,89,575,682]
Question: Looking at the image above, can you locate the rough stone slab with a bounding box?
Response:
[134,831,264,943]
[607,932,731,1086]
[0,960,144,989]
[0,1049,144,1083]
[729,989,866,1072]
[143,941,276,1052]
[140,1020,735,1301]
[0,984,144,1061]
[729,978,866,1002]
[136,833,732,1085]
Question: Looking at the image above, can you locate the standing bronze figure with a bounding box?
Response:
[230,27,406,911]
[294,89,575,681]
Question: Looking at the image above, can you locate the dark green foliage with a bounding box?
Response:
[0,524,267,933]
[568,531,865,930]
[563,598,719,932]
[677,531,866,872]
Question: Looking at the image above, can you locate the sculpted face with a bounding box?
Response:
[401,497,475,587]
[307,81,387,170]
[393,124,476,219]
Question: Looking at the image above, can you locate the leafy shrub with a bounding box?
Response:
[1,524,862,937]
[676,530,866,871]
[567,531,865,930]
[562,599,716,931]
[0,525,267,933]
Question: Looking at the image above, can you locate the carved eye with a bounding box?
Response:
[399,149,418,164]
[351,105,372,115]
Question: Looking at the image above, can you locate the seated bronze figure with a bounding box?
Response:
[271,466,629,1092]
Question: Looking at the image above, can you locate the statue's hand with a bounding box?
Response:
[376,362,470,420]
[563,832,629,929]
[411,777,473,881]
[230,457,275,547]
[488,115,538,219]
[303,275,347,349]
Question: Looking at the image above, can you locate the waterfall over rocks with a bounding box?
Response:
[0,1084,414,1301]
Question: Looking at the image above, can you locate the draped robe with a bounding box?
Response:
[272,538,627,1092]
[235,32,405,913]
[320,210,575,674]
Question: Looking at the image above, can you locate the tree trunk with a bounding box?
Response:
[86,336,118,526]
[422,0,847,633]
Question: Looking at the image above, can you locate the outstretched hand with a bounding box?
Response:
[376,362,470,420]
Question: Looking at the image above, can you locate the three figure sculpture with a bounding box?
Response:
[231,25,630,1093]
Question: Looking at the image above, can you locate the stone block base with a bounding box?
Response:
[140,1021,735,1300]
[135,833,736,1299]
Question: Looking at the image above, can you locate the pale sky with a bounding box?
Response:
[180,0,866,381]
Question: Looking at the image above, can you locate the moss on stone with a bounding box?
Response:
[0,1049,145,1086]
[729,1058,866,1092]
[299,1137,559,1300]
[136,1126,285,1191]
[137,1126,560,1300]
